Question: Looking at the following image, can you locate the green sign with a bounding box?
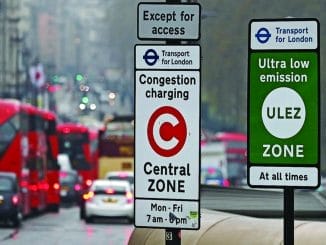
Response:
[249,52,318,164]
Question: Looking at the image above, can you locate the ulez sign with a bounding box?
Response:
[248,18,320,188]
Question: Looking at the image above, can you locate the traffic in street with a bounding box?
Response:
[1,185,326,244]
[0,0,326,244]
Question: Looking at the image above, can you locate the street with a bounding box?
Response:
[0,206,134,245]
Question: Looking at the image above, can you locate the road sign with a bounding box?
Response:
[251,20,318,50]
[136,199,199,229]
[29,63,45,88]
[248,18,320,188]
[137,3,201,40]
[135,70,200,200]
[135,1,201,231]
[134,69,200,229]
[135,45,200,70]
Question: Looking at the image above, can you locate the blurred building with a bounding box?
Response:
[19,0,121,119]
[0,0,26,99]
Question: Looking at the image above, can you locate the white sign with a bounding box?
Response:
[134,69,200,229]
[250,166,318,187]
[135,199,199,229]
[137,3,201,40]
[29,63,45,88]
[135,45,200,70]
[135,70,200,199]
[250,20,318,50]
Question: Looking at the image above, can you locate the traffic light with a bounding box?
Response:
[52,75,60,84]
[81,93,89,104]
[75,73,84,82]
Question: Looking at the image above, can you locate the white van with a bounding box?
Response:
[57,153,73,171]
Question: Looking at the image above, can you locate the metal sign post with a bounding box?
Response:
[284,187,294,245]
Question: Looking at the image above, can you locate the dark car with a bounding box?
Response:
[59,170,82,205]
[0,172,23,227]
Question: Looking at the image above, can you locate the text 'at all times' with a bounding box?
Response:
[259,172,308,181]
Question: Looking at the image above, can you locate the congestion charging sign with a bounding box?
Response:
[135,2,201,230]
[134,45,201,229]
[248,18,320,188]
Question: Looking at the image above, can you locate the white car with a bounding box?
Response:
[84,179,134,223]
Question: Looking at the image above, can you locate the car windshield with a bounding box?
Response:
[107,175,134,185]
[204,169,223,179]
[60,172,77,183]
[93,183,127,195]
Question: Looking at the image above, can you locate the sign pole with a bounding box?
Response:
[284,187,294,245]
[165,228,181,245]
[164,1,181,245]
[165,0,181,244]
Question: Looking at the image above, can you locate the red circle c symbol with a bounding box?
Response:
[147,106,187,157]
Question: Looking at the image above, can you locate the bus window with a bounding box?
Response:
[0,118,17,155]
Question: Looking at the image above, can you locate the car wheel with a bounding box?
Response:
[49,204,60,213]
[85,216,93,223]
[79,206,85,220]
[127,217,134,224]
[53,204,60,213]
[11,212,22,228]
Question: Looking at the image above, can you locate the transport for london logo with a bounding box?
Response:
[255,27,271,43]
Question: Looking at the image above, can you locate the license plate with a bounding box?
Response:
[103,198,117,203]
[60,190,68,196]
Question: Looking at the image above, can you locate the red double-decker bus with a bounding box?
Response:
[39,109,60,212]
[22,103,48,213]
[57,123,98,191]
[0,99,31,217]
